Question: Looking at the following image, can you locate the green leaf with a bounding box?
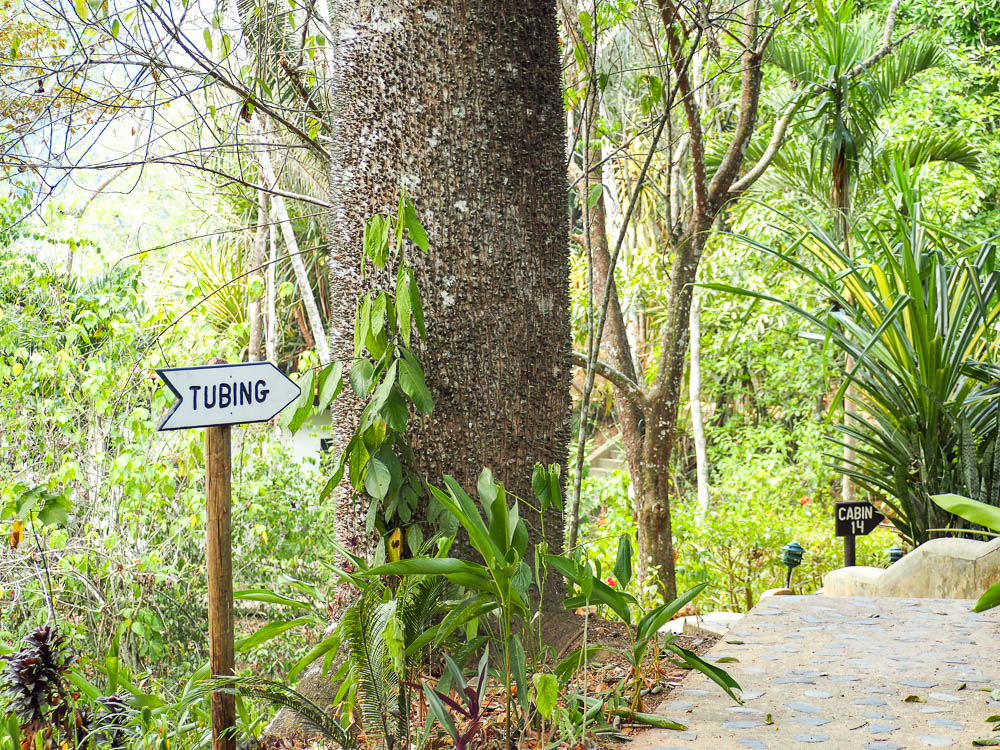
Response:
[234,589,312,609]
[316,361,343,410]
[406,524,423,555]
[364,457,392,500]
[636,582,709,644]
[396,265,412,346]
[975,580,1000,612]
[931,493,1000,532]
[478,467,498,515]
[400,351,433,415]
[546,554,634,625]
[613,533,633,589]
[509,634,529,714]
[280,371,313,432]
[236,616,320,652]
[532,672,559,719]
[409,273,426,339]
[349,359,375,398]
[364,214,390,268]
[380,387,409,433]
[75,0,88,19]
[38,494,71,527]
[403,199,429,252]
[587,183,603,208]
[423,682,459,742]
[666,642,741,702]
[203,28,212,52]
[554,646,601,684]
[371,293,387,337]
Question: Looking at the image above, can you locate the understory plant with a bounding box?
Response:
[547,541,741,713]
[712,204,1000,544]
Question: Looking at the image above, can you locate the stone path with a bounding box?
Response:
[631,595,1000,749]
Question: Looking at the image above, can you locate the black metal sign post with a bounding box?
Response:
[834,500,885,567]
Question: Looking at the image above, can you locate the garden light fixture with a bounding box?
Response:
[781,541,805,589]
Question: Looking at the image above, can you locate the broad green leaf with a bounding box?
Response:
[546,554,634,625]
[38,494,71,527]
[478,467,498,514]
[349,359,375,398]
[403,199,429,252]
[931,493,1000,531]
[666,642,741,702]
[364,214,390,267]
[532,672,558,719]
[316,361,343,410]
[396,265,411,346]
[409,273,426,339]
[423,682,459,742]
[364,457,392,500]
[509,635,529,714]
[400,351,433,415]
[637,582,709,643]
[234,589,311,609]
[380,386,409,433]
[371,293,387,337]
[236,616,320,652]
[975,579,1000,612]
[613,533,633,589]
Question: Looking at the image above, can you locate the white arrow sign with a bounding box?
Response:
[155,362,301,431]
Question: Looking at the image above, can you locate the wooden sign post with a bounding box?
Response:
[156,360,300,750]
[205,422,235,750]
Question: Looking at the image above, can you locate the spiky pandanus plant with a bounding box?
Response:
[713,204,1000,544]
[2,625,90,747]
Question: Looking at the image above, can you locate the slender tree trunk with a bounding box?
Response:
[325,0,570,609]
[248,189,268,362]
[265,217,277,363]
[578,109,645,535]
[258,138,331,365]
[690,285,710,517]
[636,219,710,600]
[834,149,857,503]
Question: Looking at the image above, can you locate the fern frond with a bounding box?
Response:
[211,676,359,749]
[343,594,404,747]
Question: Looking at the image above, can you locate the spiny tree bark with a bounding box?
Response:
[325,0,571,605]
[268,4,571,736]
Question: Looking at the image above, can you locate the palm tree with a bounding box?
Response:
[763,0,979,502]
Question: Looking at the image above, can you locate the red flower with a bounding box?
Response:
[606,577,616,587]
[799,496,810,506]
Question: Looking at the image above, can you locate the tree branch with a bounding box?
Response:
[729,3,915,198]
[572,351,649,412]
[709,0,765,205]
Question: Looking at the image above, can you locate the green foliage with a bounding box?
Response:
[714,205,1000,544]
[931,493,1000,611]
[550,553,741,707]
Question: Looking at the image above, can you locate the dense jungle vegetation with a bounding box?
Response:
[3,0,1000,746]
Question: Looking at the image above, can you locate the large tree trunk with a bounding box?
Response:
[268,5,571,737]
[326,0,571,606]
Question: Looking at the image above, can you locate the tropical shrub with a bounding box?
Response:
[712,206,1000,544]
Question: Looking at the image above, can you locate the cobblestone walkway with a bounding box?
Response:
[631,595,1000,749]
